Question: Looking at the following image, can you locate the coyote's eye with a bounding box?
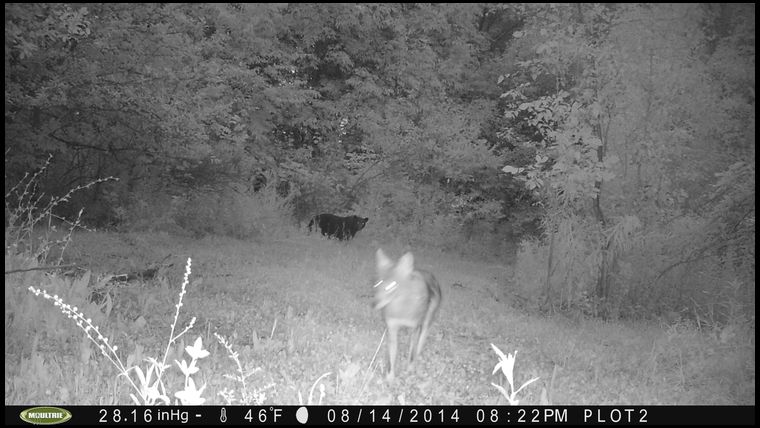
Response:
[384,281,398,292]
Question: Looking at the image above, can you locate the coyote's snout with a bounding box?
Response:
[373,248,442,380]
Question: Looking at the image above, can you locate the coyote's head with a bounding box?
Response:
[373,249,415,309]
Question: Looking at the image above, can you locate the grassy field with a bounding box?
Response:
[4,229,755,405]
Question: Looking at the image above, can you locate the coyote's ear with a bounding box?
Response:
[396,252,415,277]
[376,248,394,273]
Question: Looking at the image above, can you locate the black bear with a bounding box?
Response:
[308,213,369,241]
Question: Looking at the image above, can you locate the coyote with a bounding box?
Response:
[373,249,442,380]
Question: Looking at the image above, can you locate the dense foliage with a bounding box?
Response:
[5,3,754,321]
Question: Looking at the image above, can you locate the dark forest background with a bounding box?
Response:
[6,3,755,323]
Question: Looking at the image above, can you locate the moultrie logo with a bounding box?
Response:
[19,407,72,425]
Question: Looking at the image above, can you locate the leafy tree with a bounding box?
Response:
[502,3,754,320]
